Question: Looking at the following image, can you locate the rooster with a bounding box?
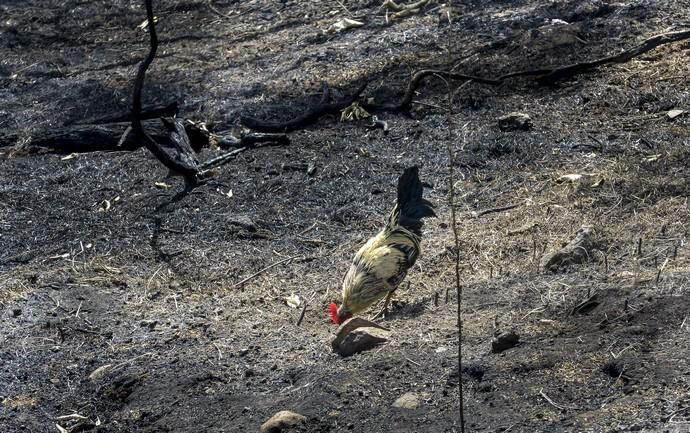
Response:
[328,166,435,324]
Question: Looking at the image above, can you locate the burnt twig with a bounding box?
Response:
[217,132,290,149]
[296,302,308,326]
[471,203,521,218]
[230,255,303,289]
[367,116,389,134]
[199,132,290,171]
[198,147,246,171]
[370,69,498,112]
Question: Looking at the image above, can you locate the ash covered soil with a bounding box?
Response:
[1,1,690,432]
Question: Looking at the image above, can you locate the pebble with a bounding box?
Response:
[498,112,532,131]
[259,410,306,433]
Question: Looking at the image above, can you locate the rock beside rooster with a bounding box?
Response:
[330,317,390,357]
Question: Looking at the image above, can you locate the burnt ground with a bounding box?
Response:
[1,1,690,432]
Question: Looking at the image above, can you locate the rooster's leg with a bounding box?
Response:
[372,290,395,320]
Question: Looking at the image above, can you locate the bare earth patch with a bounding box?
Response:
[1,1,689,432]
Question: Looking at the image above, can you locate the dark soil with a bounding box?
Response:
[2,1,690,432]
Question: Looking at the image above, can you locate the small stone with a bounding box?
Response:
[88,364,113,382]
[667,109,685,119]
[491,331,520,353]
[498,112,532,131]
[306,163,316,176]
[615,325,647,336]
[228,215,257,232]
[259,410,306,433]
[139,319,157,329]
[526,22,584,49]
[392,392,419,409]
[477,382,493,392]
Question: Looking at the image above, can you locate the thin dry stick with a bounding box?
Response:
[405,357,421,366]
[298,222,318,236]
[296,302,308,326]
[231,255,303,289]
[471,203,521,218]
[445,77,465,432]
[655,257,669,285]
[665,406,690,423]
[199,147,246,171]
[111,352,156,372]
[212,342,223,360]
[206,1,234,19]
[539,388,579,411]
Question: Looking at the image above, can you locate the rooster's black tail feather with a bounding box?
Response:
[391,166,435,235]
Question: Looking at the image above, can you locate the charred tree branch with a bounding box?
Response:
[0,122,289,157]
[131,0,201,188]
[240,81,368,133]
[244,30,690,123]
[528,29,690,83]
[369,29,690,112]
[71,102,179,126]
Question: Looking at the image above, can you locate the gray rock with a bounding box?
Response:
[541,226,594,271]
[491,330,520,353]
[392,392,420,409]
[330,317,391,357]
[335,327,389,357]
[525,22,584,50]
[228,214,257,232]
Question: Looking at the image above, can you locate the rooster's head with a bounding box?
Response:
[328,302,352,325]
